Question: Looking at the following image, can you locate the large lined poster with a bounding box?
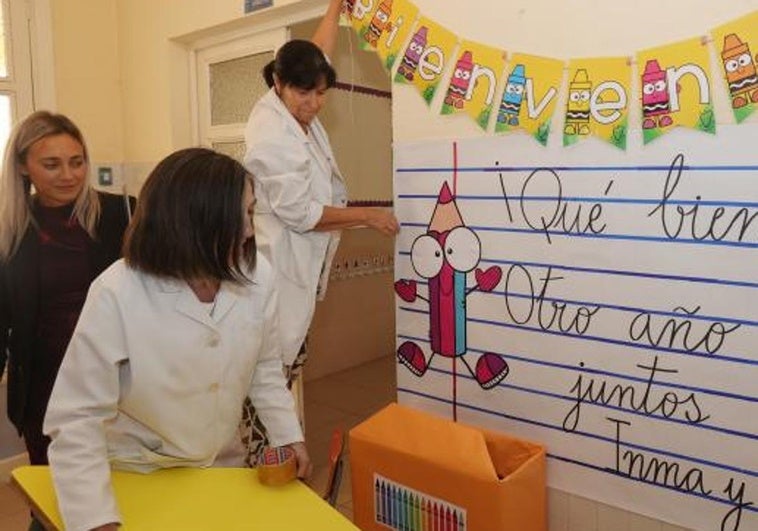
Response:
[393,125,757,531]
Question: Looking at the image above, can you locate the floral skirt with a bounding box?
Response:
[239,341,308,467]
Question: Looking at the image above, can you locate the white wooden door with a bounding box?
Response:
[195,28,286,162]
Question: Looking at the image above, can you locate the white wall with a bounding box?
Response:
[390,2,758,531]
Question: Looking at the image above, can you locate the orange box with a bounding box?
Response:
[349,403,546,531]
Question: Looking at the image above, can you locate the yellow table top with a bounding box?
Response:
[11,465,358,530]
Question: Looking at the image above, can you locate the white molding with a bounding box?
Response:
[27,0,56,110]
[0,452,28,483]
[176,0,326,151]
[188,49,200,146]
[175,0,326,51]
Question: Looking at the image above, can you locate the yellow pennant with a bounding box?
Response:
[711,10,758,123]
[394,16,459,106]
[375,0,420,72]
[494,53,564,146]
[440,40,507,130]
[350,0,391,51]
[563,57,631,150]
[636,37,715,144]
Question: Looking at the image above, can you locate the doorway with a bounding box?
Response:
[193,13,397,440]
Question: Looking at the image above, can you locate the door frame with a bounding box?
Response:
[185,0,330,146]
[183,1,332,429]
[194,28,287,150]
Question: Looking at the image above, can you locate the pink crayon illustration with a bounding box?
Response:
[641,59,674,129]
[394,182,509,389]
[444,51,474,109]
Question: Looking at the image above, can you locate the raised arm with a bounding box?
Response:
[311,0,344,58]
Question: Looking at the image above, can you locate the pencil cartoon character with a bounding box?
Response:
[394,182,510,389]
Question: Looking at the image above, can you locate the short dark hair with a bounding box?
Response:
[123,148,255,282]
[262,39,337,90]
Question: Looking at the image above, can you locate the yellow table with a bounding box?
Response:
[11,465,358,530]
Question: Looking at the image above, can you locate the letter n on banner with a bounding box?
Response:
[637,37,715,145]
[440,40,507,131]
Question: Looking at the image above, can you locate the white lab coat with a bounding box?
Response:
[244,88,347,364]
[44,255,302,531]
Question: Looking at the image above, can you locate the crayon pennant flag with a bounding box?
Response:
[636,37,715,144]
[562,57,631,150]
[394,16,458,106]
[374,0,420,72]
[440,40,507,131]
[494,53,564,146]
[711,10,758,123]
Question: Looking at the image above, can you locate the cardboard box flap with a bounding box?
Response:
[482,427,544,479]
[350,403,497,481]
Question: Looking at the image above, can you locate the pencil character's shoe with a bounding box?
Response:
[475,354,509,389]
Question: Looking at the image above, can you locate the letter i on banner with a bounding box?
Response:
[711,10,758,123]
[636,37,715,144]
[373,0,420,72]
[395,16,458,106]
[440,40,507,131]
[494,52,564,146]
[562,57,631,149]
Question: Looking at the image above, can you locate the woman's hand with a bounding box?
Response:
[287,441,313,479]
[364,208,400,236]
[315,205,400,234]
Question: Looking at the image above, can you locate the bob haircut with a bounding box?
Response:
[123,147,255,282]
[262,39,337,90]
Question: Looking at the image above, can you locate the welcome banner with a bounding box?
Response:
[345,5,758,147]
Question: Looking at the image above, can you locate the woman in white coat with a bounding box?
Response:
[242,0,399,465]
[44,148,310,531]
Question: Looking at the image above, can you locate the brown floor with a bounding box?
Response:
[0,354,397,529]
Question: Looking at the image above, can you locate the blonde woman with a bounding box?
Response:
[0,110,134,467]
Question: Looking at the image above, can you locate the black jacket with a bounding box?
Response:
[0,191,134,434]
